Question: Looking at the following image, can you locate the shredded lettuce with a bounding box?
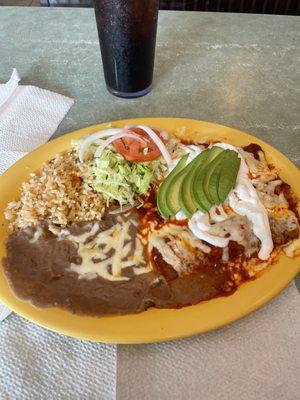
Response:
[84,147,161,205]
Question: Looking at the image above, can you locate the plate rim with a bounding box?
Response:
[0,117,299,343]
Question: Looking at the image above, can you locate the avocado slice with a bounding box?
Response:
[179,148,211,218]
[205,150,231,205]
[208,160,223,204]
[157,153,189,217]
[191,146,224,212]
[164,155,199,216]
[218,152,241,203]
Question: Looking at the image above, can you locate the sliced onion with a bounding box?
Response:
[125,124,169,141]
[94,133,147,158]
[126,124,173,170]
[79,125,174,169]
[78,128,124,162]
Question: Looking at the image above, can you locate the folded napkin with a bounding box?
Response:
[0,69,74,153]
[117,282,300,400]
[0,68,74,321]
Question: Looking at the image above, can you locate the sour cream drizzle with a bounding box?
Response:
[176,143,274,260]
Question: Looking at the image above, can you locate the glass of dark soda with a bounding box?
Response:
[94,0,159,98]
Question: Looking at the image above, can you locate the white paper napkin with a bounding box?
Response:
[0,69,74,152]
[0,150,27,175]
[117,282,300,400]
[0,315,116,400]
[0,72,116,400]
[0,68,74,321]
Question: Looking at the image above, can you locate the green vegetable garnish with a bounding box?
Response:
[84,147,161,205]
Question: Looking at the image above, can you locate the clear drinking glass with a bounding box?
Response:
[94,0,159,98]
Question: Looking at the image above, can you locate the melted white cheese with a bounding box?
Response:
[170,145,202,173]
[53,220,148,282]
[223,143,273,260]
[133,237,147,264]
[148,222,211,275]
[64,222,99,244]
[178,142,273,260]
[111,221,130,277]
[253,179,288,209]
[185,145,202,162]
[29,226,43,243]
[151,223,211,254]
[284,237,300,258]
[222,247,229,262]
[209,205,228,222]
[240,149,277,182]
[133,266,152,275]
[189,211,229,248]
[70,255,129,282]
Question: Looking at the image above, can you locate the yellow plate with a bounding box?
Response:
[0,118,299,343]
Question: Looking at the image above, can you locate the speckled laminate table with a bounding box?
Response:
[0,6,299,287]
[0,8,299,399]
[0,8,299,163]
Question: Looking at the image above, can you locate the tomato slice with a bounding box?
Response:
[113,127,166,162]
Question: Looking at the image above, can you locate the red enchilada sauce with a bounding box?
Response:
[3,144,299,317]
